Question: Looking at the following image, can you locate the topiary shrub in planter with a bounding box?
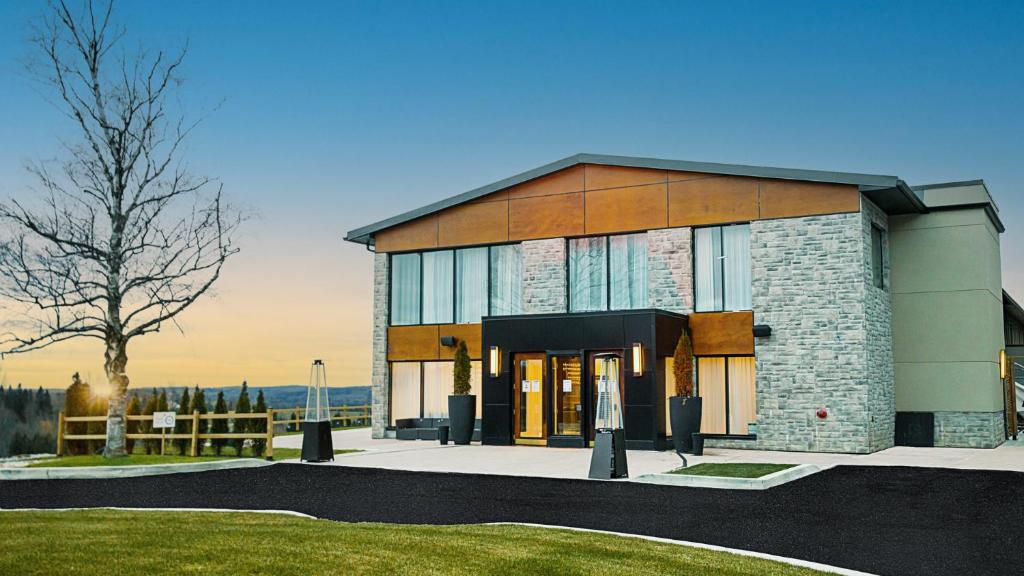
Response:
[669,327,702,454]
[448,340,477,445]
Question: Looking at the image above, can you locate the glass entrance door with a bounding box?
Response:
[551,356,583,437]
[514,353,546,443]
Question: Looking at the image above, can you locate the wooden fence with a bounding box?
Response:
[56,405,370,460]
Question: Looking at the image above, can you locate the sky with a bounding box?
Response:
[0,0,1022,391]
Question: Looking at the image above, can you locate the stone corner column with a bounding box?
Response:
[371,252,389,439]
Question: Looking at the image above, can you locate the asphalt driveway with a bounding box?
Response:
[2,464,1020,576]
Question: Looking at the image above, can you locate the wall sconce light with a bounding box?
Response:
[1000,349,1007,380]
[631,342,644,376]
[489,345,501,377]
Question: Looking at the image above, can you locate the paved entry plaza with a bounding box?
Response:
[274,428,1024,478]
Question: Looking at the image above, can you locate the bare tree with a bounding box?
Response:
[0,0,242,457]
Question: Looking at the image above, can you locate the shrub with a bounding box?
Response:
[232,382,251,456]
[190,388,208,455]
[124,395,141,454]
[210,392,229,456]
[141,392,159,454]
[251,390,267,458]
[672,329,694,397]
[453,340,471,395]
[174,388,191,456]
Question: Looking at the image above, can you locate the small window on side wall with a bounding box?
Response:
[871,224,885,289]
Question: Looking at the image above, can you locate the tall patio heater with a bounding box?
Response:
[588,354,628,479]
[301,359,334,462]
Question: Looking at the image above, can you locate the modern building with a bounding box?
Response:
[345,154,1020,453]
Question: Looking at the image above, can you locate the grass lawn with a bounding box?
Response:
[668,463,796,478]
[0,510,826,576]
[29,448,362,467]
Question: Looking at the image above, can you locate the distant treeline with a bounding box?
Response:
[0,385,56,457]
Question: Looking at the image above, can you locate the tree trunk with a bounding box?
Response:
[102,338,130,458]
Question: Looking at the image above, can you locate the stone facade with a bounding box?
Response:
[521,238,567,313]
[934,411,1004,448]
[647,227,693,314]
[862,199,896,451]
[370,252,390,439]
[707,201,895,453]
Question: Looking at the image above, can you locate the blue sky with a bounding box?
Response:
[0,1,1022,388]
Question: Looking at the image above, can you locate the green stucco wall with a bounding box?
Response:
[889,208,1004,412]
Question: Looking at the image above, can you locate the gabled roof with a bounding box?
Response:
[343,153,928,246]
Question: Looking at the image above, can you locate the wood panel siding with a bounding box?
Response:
[438,323,483,360]
[689,311,754,356]
[669,176,760,227]
[506,165,585,199]
[372,164,863,252]
[387,325,440,361]
[437,201,509,247]
[508,192,585,241]
[585,183,668,234]
[374,215,438,253]
[758,179,860,220]
[584,164,668,190]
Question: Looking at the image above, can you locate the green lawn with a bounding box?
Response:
[30,448,361,467]
[0,510,825,576]
[668,463,796,478]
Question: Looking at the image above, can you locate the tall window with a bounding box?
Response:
[389,360,483,423]
[390,254,421,325]
[456,247,488,322]
[695,224,751,312]
[490,244,522,315]
[422,362,453,418]
[569,237,607,312]
[697,356,756,435]
[390,363,421,425]
[871,224,885,289]
[610,234,648,309]
[569,233,647,312]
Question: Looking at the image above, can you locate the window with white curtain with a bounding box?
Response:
[390,362,421,425]
[610,233,648,310]
[694,224,751,312]
[569,237,608,312]
[470,360,482,418]
[390,254,421,325]
[422,361,454,418]
[697,356,756,435]
[422,251,454,324]
[490,244,522,315]
[456,247,488,323]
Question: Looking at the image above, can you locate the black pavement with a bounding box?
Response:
[1,464,1020,576]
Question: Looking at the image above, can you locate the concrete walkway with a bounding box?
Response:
[274,428,1024,479]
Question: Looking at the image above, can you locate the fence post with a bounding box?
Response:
[266,409,274,461]
[56,410,65,457]
[191,409,200,457]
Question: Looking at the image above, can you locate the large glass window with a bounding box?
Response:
[569,237,607,312]
[697,356,756,435]
[610,234,648,309]
[695,224,751,312]
[456,247,488,323]
[390,254,421,325]
[390,363,421,425]
[422,251,454,324]
[490,244,522,315]
[423,361,454,418]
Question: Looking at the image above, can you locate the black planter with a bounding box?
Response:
[669,396,702,454]
[448,395,476,445]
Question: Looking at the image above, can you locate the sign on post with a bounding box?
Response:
[152,411,176,429]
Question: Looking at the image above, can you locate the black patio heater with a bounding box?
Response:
[588,354,628,479]
[301,359,334,462]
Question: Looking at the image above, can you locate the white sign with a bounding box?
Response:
[562,380,573,392]
[532,381,541,393]
[152,411,176,429]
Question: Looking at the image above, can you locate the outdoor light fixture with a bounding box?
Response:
[1000,349,1007,380]
[632,342,644,376]
[489,345,501,377]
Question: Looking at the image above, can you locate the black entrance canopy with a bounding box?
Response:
[481,309,687,451]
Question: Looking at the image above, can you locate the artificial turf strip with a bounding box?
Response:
[0,510,825,576]
[28,448,361,467]
[668,463,796,478]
